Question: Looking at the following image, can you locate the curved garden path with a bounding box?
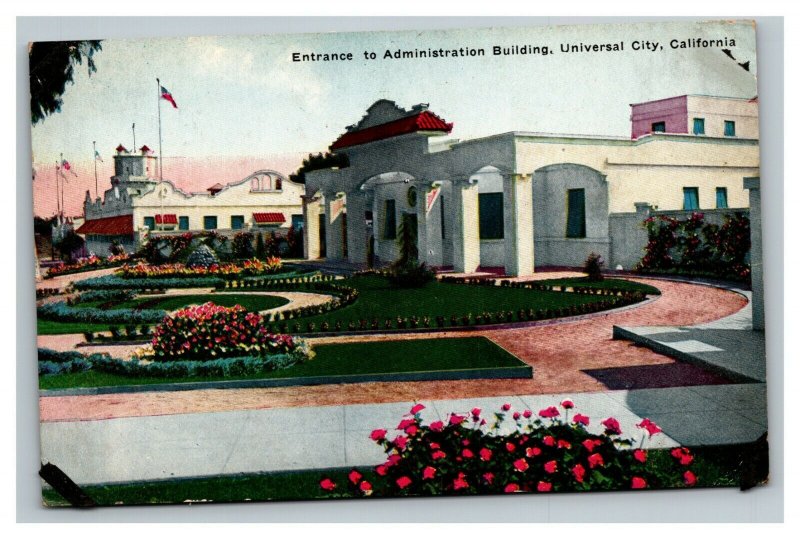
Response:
[40,277,748,422]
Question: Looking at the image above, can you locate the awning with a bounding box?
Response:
[155,214,178,225]
[253,212,286,224]
[75,215,134,235]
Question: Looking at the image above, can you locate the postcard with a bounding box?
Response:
[31,19,767,506]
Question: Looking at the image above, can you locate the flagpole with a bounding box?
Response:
[59,152,64,221]
[93,141,98,199]
[156,78,163,182]
[132,123,136,153]
[54,160,60,218]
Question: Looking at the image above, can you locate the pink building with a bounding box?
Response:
[630,95,759,140]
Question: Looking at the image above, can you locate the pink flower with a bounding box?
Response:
[523,409,533,419]
[410,403,425,415]
[526,446,542,458]
[537,481,552,492]
[544,460,558,474]
[359,480,373,495]
[588,453,605,469]
[683,470,697,487]
[557,439,571,449]
[637,418,662,436]
[320,478,336,491]
[573,413,590,426]
[601,417,622,435]
[369,429,387,441]
[449,414,466,425]
[405,425,419,436]
[582,439,602,452]
[502,403,512,411]
[483,472,495,484]
[462,448,474,459]
[393,435,408,449]
[375,465,388,476]
[513,412,521,420]
[423,466,436,480]
[348,470,362,484]
[539,406,560,418]
[543,435,555,447]
[504,483,520,493]
[397,418,415,430]
[572,463,586,483]
[453,473,469,490]
[429,442,440,450]
[386,454,402,467]
[561,399,575,409]
[432,450,446,460]
[396,476,412,489]
[513,458,529,472]
[631,477,647,489]
[506,442,516,453]
[671,447,694,466]
[471,407,482,419]
[633,449,647,463]
[479,447,493,461]
[429,421,444,432]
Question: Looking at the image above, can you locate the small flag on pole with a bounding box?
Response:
[94,150,104,163]
[160,85,178,109]
[61,159,78,176]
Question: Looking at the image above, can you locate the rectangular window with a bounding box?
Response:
[383,199,396,239]
[291,214,304,230]
[651,121,666,133]
[143,216,155,229]
[693,118,705,135]
[566,189,586,238]
[178,216,189,230]
[716,187,728,209]
[203,216,218,230]
[231,215,245,230]
[479,192,504,240]
[724,120,736,137]
[683,187,700,210]
[440,195,446,240]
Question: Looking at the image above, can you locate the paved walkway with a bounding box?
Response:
[39,383,767,485]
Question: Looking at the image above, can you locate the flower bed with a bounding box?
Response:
[117,257,283,280]
[45,253,131,279]
[37,300,166,325]
[320,401,698,498]
[150,302,303,361]
[73,274,226,291]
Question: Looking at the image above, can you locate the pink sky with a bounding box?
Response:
[32,153,307,218]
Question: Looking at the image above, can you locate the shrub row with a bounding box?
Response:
[498,280,642,297]
[217,273,334,290]
[267,284,359,322]
[37,301,166,325]
[84,325,154,343]
[73,274,225,291]
[36,288,61,299]
[37,348,306,378]
[68,289,136,306]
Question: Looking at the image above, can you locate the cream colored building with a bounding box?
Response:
[302,96,760,275]
[77,146,305,256]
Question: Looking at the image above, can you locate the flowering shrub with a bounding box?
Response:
[636,212,750,281]
[320,401,698,497]
[150,302,301,360]
[46,253,131,279]
[186,245,220,268]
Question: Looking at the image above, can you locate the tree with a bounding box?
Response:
[29,40,103,124]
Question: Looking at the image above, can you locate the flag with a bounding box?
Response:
[426,186,441,214]
[61,159,78,177]
[160,85,178,108]
[94,150,104,163]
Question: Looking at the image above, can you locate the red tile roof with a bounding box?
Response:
[75,215,134,236]
[155,214,178,225]
[253,212,286,224]
[115,144,128,153]
[331,110,453,150]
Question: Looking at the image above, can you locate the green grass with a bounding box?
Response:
[37,319,119,335]
[290,275,642,327]
[40,445,745,506]
[38,336,525,390]
[535,277,661,295]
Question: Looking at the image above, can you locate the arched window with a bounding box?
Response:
[251,177,261,191]
[275,178,282,190]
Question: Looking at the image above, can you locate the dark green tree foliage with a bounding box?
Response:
[55,230,85,261]
[289,152,349,184]
[29,40,103,124]
[255,232,266,259]
[232,232,255,259]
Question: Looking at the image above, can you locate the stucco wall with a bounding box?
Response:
[687,95,759,139]
[630,95,688,139]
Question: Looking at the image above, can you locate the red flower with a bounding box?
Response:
[544,460,558,474]
[502,403,512,411]
[462,448,475,459]
[393,435,408,450]
[637,418,662,436]
[369,429,387,441]
[376,465,388,476]
[633,449,647,463]
[506,442,516,452]
[483,472,495,484]
[526,446,542,458]
[429,421,444,432]
[405,425,419,436]
[320,478,336,491]
[572,463,586,483]
[631,477,647,489]
[479,448,493,461]
[537,481,552,492]
[397,418,415,430]
[449,414,466,425]
[471,407,482,418]
[588,453,605,469]
[504,483,520,493]
[601,417,622,435]
[539,406,560,418]
[429,442,440,450]
[396,476,412,489]
[523,409,533,419]
[386,454,402,467]
[359,480,373,494]
[513,458,529,472]
[557,439,571,449]
[453,473,469,490]
[573,414,590,426]
[348,470,362,484]
[423,466,436,480]
[513,412,521,420]
[410,403,425,415]
[671,447,694,466]
[432,450,446,460]
[683,470,697,487]
[543,435,555,447]
[582,439,602,452]
[561,399,575,409]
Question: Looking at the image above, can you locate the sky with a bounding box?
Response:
[30,20,758,217]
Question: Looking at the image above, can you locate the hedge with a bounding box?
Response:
[37,301,166,325]
[73,274,226,290]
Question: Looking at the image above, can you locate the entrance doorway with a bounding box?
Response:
[400,212,418,261]
[318,214,327,258]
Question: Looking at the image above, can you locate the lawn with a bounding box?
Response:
[288,275,652,327]
[38,336,528,390]
[535,277,661,295]
[37,319,119,335]
[40,444,745,506]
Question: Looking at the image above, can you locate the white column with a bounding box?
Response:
[451,178,480,273]
[346,190,368,265]
[416,182,429,264]
[744,177,763,331]
[503,173,534,276]
[324,193,345,260]
[302,194,322,259]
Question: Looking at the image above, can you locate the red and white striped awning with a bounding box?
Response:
[155,214,178,225]
[253,212,286,224]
